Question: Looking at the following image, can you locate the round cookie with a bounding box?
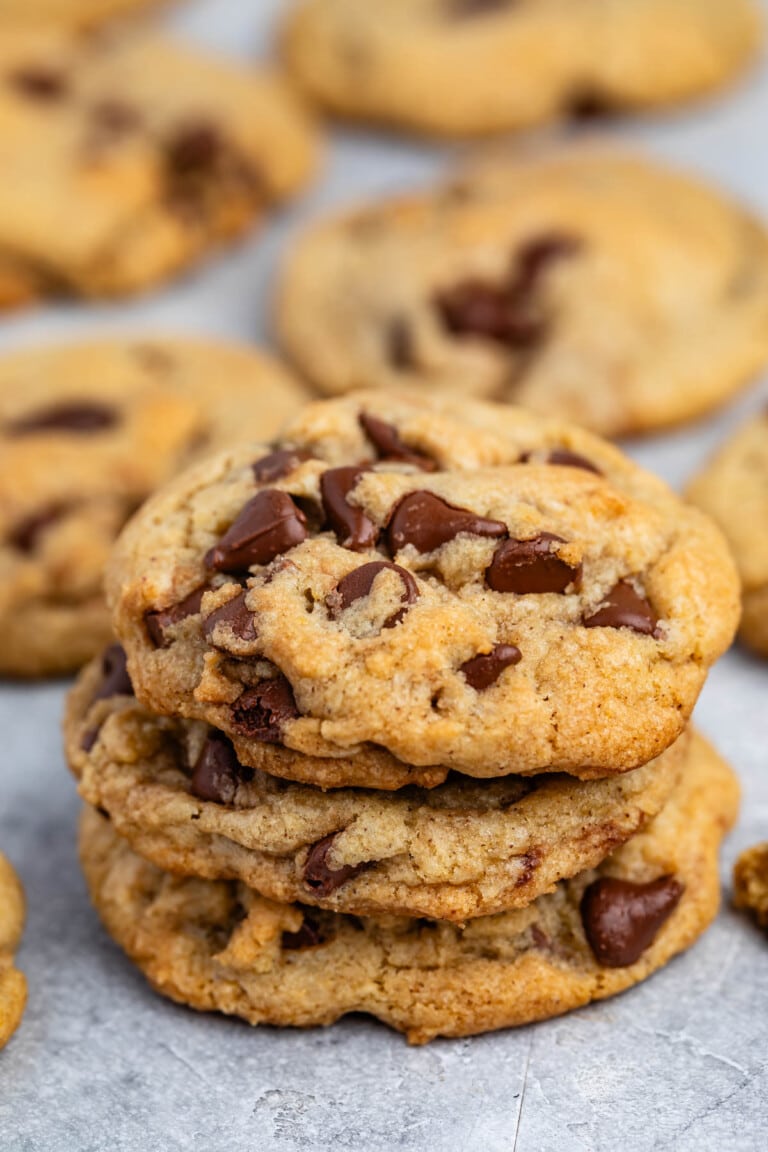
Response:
[0,851,26,1050]
[66,651,687,922]
[0,27,318,308]
[687,411,768,657]
[79,733,739,1044]
[282,0,762,138]
[0,339,309,677]
[0,0,157,28]
[107,393,739,784]
[276,150,768,438]
[734,842,768,929]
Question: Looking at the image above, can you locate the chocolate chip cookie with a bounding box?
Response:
[734,842,768,929]
[282,0,762,138]
[78,731,739,1043]
[107,393,739,783]
[0,339,309,677]
[0,27,318,308]
[0,0,157,27]
[0,851,26,1050]
[66,650,690,921]
[687,411,768,657]
[276,150,768,438]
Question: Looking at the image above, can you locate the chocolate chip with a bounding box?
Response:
[320,467,379,552]
[303,834,367,896]
[460,643,521,690]
[6,401,118,436]
[91,644,133,704]
[568,89,617,120]
[80,728,99,753]
[446,0,513,14]
[205,490,308,573]
[9,68,68,100]
[387,491,507,554]
[583,580,660,636]
[166,123,222,175]
[190,731,254,805]
[581,875,684,967]
[203,591,257,645]
[252,448,311,484]
[328,561,419,629]
[386,316,415,369]
[521,448,602,475]
[514,235,580,289]
[486,533,581,594]
[359,412,436,472]
[230,676,299,742]
[144,586,206,649]
[7,504,66,553]
[282,916,326,950]
[89,99,142,135]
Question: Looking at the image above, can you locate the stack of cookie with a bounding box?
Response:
[66,393,741,1043]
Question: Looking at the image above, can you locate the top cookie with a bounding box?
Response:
[0,27,318,308]
[282,0,762,138]
[0,0,157,28]
[107,392,739,783]
[0,851,26,1050]
[277,150,768,438]
[687,410,768,657]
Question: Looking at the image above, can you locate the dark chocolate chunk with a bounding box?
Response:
[91,644,133,704]
[387,491,506,554]
[203,591,257,645]
[282,916,326,950]
[320,467,379,551]
[190,731,254,805]
[446,0,513,14]
[521,447,602,475]
[583,580,659,636]
[166,122,222,175]
[460,643,521,690]
[205,490,308,573]
[328,560,419,629]
[303,834,367,896]
[9,68,68,100]
[359,412,436,471]
[486,533,581,594]
[252,448,311,484]
[386,316,415,369]
[7,504,66,553]
[230,676,299,742]
[6,401,118,436]
[581,875,684,967]
[144,586,206,648]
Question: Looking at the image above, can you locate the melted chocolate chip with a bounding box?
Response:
[303,835,367,896]
[6,401,118,436]
[282,916,326,950]
[446,0,513,14]
[252,448,311,484]
[9,68,68,100]
[145,586,206,648]
[386,316,415,369]
[486,533,581,594]
[80,728,99,753]
[460,643,522,690]
[359,412,436,472]
[166,123,222,174]
[320,467,379,551]
[91,644,133,704]
[568,89,617,121]
[583,580,659,636]
[521,448,602,475]
[328,561,419,629]
[230,677,299,742]
[190,731,254,805]
[7,504,66,553]
[205,490,308,573]
[387,491,507,554]
[581,875,684,967]
[203,591,257,645]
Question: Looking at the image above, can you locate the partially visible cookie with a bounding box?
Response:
[0,339,309,677]
[687,411,768,657]
[282,0,762,138]
[79,731,739,1044]
[66,652,689,922]
[107,393,739,783]
[0,0,157,27]
[0,852,26,1050]
[734,842,768,928]
[276,150,768,438]
[0,27,318,307]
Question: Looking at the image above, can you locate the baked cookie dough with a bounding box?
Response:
[66,652,689,921]
[276,150,768,438]
[0,339,309,677]
[0,852,26,1050]
[0,27,318,308]
[107,393,739,783]
[687,410,768,657]
[0,0,158,28]
[79,732,739,1043]
[282,0,762,138]
[734,842,768,928]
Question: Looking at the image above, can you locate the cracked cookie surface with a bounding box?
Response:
[277,150,768,438]
[282,0,762,138]
[107,393,739,783]
[66,653,689,921]
[0,339,309,677]
[0,27,318,307]
[687,410,768,657]
[0,851,26,1050]
[79,732,739,1043]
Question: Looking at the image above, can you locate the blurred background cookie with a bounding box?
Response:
[0,851,26,1050]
